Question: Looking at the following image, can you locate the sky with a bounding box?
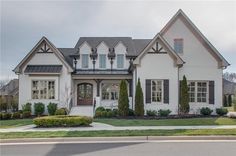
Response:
[0,0,236,81]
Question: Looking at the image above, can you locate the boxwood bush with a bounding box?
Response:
[47,103,57,115]
[12,112,21,119]
[200,107,213,116]
[33,115,93,127]
[216,108,228,116]
[158,109,171,117]
[22,111,31,118]
[34,103,45,116]
[146,110,157,116]
[55,108,68,115]
[22,103,32,113]
[1,112,11,120]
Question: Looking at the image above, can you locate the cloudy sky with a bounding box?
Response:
[1,0,236,81]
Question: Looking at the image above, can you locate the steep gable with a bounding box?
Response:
[160,9,230,68]
[13,37,73,73]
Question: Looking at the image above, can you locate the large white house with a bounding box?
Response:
[13,10,230,116]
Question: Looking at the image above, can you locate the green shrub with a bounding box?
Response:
[200,107,213,116]
[47,103,57,115]
[216,108,228,116]
[118,80,129,116]
[95,110,102,118]
[96,107,105,112]
[22,111,31,118]
[135,78,144,116]
[146,110,157,116]
[12,112,21,119]
[228,95,232,107]
[34,103,45,116]
[0,112,2,119]
[128,109,135,116]
[0,96,7,112]
[158,109,171,117]
[1,113,12,120]
[112,109,118,116]
[100,111,107,117]
[22,103,32,113]
[180,75,190,114]
[55,108,67,115]
[233,97,236,112]
[33,115,93,127]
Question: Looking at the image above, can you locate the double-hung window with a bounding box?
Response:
[151,80,162,102]
[82,54,89,68]
[174,39,183,53]
[188,81,208,103]
[101,83,119,100]
[99,54,106,69]
[32,80,55,99]
[117,54,124,68]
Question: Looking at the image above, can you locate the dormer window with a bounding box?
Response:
[81,54,89,68]
[117,54,124,68]
[174,39,183,53]
[99,54,106,69]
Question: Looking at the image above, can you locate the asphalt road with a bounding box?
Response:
[1,141,236,156]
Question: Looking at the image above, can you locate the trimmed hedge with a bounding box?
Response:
[146,110,157,116]
[55,108,67,115]
[47,103,57,115]
[33,115,93,127]
[200,107,213,116]
[216,108,228,116]
[34,103,45,116]
[158,109,171,117]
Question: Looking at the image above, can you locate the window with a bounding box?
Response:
[197,82,207,102]
[188,81,208,103]
[188,82,195,102]
[32,80,55,99]
[174,39,183,53]
[117,54,124,68]
[151,80,162,102]
[101,83,119,100]
[99,54,106,68]
[81,54,89,68]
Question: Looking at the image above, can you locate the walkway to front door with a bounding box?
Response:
[77,83,93,105]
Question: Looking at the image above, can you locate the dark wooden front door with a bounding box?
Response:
[77,83,93,105]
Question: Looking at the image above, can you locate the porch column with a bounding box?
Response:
[95,79,102,96]
[126,79,133,97]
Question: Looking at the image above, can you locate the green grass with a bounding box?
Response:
[94,117,236,126]
[1,129,236,139]
[0,119,33,128]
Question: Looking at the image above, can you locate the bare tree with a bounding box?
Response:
[223,72,236,82]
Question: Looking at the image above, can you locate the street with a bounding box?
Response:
[1,140,236,156]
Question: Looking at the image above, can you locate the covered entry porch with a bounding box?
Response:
[70,71,133,116]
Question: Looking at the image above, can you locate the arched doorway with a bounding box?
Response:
[77,83,93,105]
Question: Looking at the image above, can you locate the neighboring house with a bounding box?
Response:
[223,78,236,99]
[0,79,19,110]
[13,10,230,116]
[0,79,19,96]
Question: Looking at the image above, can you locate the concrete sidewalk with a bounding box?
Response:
[1,122,236,132]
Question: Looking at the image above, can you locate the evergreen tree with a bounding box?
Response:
[135,78,144,116]
[118,80,129,116]
[228,95,232,107]
[180,75,190,114]
[223,95,228,107]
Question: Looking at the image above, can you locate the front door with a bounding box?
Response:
[77,83,93,105]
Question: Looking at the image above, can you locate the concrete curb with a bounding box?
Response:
[1,136,236,143]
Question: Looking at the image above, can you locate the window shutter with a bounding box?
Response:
[145,79,151,103]
[209,81,215,104]
[164,79,169,104]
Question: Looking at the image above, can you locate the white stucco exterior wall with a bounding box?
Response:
[163,18,223,114]
[18,52,72,114]
[136,52,179,114]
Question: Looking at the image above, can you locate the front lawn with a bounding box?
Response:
[0,119,33,128]
[94,117,236,126]
[1,129,236,139]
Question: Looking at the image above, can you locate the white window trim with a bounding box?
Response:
[188,81,209,104]
[31,80,56,100]
[151,80,163,104]
[99,54,106,69]
[116,54,124,69]
[81,54,89,69]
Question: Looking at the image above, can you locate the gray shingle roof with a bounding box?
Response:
[74,37,137,56]
[24,65,62,73]
[56,37,152,67]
